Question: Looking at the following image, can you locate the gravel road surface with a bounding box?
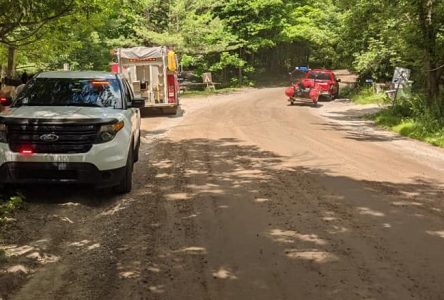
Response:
[2,88,444,300]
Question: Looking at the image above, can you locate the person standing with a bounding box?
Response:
[16,72,31,96]
[21,71,28,85]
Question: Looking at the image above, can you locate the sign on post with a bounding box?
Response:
[202,72,215,90]
[391,67,412,107]
[202,72,212,83]
[392,67,411,88]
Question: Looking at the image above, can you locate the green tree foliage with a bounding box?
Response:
[0,0,75,46]
[1,0,340,80]
[338,0,444,107]
[1,0,443,112]
[405,0,444,104]
[0,0,143,71]
[214,0,285,52]
[282,0,341,68]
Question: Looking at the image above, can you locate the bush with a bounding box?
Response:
[350,87,388,104]
[393,94,425,117]
[339,85,356,98]
[373,108,403,127]
[372,105,444,147]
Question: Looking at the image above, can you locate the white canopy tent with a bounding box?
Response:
[118,47,166,60]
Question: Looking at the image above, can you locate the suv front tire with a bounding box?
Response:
[115,143,134,194]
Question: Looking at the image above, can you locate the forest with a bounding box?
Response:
[0,0,443,116]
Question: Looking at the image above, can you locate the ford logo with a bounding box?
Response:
[40,133,59,142]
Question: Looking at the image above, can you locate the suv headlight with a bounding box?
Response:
[0,124,7,143]
[95,121,124,144]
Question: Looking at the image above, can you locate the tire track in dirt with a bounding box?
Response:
[1,140,161,299]
[138,140,212,300]
[2,88,444,299]
[256,170,424,299]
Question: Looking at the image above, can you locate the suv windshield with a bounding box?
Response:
[14,78,122,108]
[307,72,332,81]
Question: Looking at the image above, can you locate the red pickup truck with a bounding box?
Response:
[285,69,340,106]
[302,69,340,99]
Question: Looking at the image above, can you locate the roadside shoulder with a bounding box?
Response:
[313,99,444,173]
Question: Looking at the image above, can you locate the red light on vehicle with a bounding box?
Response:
[91,81,110,86]
[0,97,7,104]
[20,147,33,155]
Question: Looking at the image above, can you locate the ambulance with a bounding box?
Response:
[112,46,179,114]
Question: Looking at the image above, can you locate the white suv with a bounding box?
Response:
[0,71,142,194]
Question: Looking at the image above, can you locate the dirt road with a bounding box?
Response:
[2,88,444,300]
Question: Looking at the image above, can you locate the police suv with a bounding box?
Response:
[0,71,143,194]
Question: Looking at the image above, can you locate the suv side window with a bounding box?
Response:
[122,80,133,107]
[125,80,135,99]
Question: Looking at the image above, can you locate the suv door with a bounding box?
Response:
[122,79,141,150]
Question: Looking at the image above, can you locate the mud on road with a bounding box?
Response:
[2,88,444,300]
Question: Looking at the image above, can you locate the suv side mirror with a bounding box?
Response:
[0,96,12,106]
[131,97,145,108]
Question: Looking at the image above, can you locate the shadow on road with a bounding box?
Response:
[2,136,444,299]
[10,184,118,207]
[314,105,406,143]
[324,107,383,121]
[140,106,185,119]
[116,137,444,300]
[288,102,324,108]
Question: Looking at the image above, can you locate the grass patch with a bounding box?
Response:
[350,87,388,105]
[371,108,444,147]
[372,109,403,128]
[0,192,25,224]
[180,87,240,98]
[0,192,24,263]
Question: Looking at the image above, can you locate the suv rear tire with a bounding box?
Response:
[115,145,134,194]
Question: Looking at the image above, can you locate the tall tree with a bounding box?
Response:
[410,0,444,103]
[337,0,444,108]
[0,0,75,46]
[0,0,76,75]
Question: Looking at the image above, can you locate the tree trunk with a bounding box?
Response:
[7,46,16,77]
[418,0,440,105]
[239,48,243,85]
[427,68,440,101]
[436,67,444,112]
[238,67,243,85]
[306,47,310,67]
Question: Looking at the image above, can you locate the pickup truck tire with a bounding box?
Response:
[115,144,134,194]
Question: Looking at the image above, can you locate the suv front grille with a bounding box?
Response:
[7,124,100,154]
